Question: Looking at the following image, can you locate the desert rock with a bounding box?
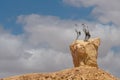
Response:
[70,38,100,67]
[1,66,116,80]
[1,38,117,80]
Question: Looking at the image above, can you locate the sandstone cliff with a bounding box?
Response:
[1,38,117,80]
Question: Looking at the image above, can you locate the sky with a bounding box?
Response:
[0,0,120,78]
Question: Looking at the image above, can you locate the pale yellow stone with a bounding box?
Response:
[70,38,100,67]
[1,66,116,80]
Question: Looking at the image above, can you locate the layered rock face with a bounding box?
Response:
[70,38,100,67]
[1,38,117,80]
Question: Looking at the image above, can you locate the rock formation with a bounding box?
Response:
[70,38,100,67]
[1,66,116,80]
[1,38,117,80]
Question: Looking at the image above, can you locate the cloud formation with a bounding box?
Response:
[0,14,120,78]
[63,0,120,26]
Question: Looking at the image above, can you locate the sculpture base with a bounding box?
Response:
[70,38,100,67]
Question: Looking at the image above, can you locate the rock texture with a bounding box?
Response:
[70,38,100,67]
[1,38,117,80]
[1,66,116,80]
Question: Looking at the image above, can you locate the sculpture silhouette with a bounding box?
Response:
[75,24,81,40]
[82,23,91,41]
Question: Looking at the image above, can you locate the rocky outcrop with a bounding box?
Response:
[1,38,117,80]
[70,38,100,67]
[1,66,116,80]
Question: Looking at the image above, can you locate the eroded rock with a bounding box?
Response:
[70,38,100,67]
[1,38,117,80]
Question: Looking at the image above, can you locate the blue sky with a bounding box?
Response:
[0,0,93,34]
[0,0,120,78]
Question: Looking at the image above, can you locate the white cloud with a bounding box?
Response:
[63,0,120,26]
[0,15,75,78]
[98,51,120,77]
[0,14,120,78]
[21,49,72,72]
[91,24,120,77]
[0,34,22,60]
[17,14,76,52]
